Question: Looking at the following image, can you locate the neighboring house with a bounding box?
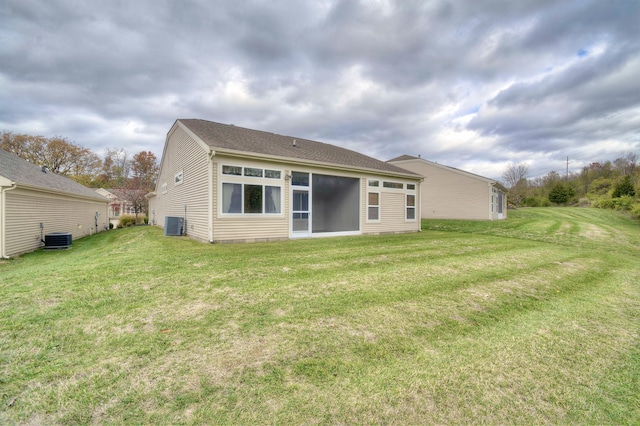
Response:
[0,149,110,258]
[95,188,147,227]
[388,155,507,221]
[148,119,422,243]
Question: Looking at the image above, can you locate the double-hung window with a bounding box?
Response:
[406,194,416,220]
[367,192,380,221]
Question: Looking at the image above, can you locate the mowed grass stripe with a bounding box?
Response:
[1,208,638,424]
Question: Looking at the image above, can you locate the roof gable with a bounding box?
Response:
[389,154,498,185]
[0,149,108,201]
[177,119,420,177]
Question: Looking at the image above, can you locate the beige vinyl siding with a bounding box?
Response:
[391,159,499,220]
[153,126,210,242]
[424,169,490,220]
[4,188,108,257]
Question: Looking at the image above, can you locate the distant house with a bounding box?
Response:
[148,119,422,243]
[95,188,148,227]
[0,149,109,258]
[388,155,507,221]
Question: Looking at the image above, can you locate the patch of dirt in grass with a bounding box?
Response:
[580,223,609,240]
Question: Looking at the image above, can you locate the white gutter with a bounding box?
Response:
[1,181,18,259]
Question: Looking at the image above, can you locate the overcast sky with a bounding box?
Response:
[1,0,639,180]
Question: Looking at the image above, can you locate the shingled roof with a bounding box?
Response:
[178,119,420,177]
[388,154,506,189]
[0,149,108,201]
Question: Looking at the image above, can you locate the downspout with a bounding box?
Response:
[488,182,494,221]
[418,177,425,231]
[208,149,216,243]
[1,182,18,259]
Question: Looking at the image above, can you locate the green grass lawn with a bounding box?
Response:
[1,208,639,424]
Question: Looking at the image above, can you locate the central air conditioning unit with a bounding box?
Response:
[164,216,184,236]
[44,232,72,249]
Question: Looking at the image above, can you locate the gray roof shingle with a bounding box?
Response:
[178,119,420,177]
[0,149,108,201]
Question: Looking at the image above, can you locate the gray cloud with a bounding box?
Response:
[1,0,638,179]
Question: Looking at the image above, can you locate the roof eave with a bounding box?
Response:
[213,147,422,179]
[14,183,110,203]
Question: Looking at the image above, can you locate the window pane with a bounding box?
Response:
[265,169,281,179]
[174,172,183,185]
[383,181,403,189]
[407,184,416,190]
[265,186,281,213]
[244,184,262,213]
[222,165,242,175]
[407,194,415,207]
[292,172,309,186]
[368,180,379,187]
[368,192,379,206]
[222,183,242,213]
[368,206,379,220]
[406,207,416,220]
[244,167,263,177]
[292,213,309,231]
[293,190,308,211]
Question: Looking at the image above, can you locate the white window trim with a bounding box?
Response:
[406,193,417,222]
[174,171,184,186]
[366,191,381,223]
[219,181,283,216]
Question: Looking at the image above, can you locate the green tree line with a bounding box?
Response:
[502,153,640,219]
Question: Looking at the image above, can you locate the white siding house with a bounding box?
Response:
[388,155,507,221]
[148,120,423,243]
[1,149,110,258]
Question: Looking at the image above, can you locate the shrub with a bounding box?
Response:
[630,203,640,220]
[540,198,551,207]
[593,198,615,209]
[612,195,635,211]
[118,214,137,228]
[612,175,635,198]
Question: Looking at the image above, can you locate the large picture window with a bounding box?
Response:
[222,183,281,214]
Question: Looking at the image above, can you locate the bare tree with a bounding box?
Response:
[502,161,529,207]
[502,161,529,188]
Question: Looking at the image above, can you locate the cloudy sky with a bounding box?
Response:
[1,0,638,180]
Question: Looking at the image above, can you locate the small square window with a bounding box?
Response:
[174,171,184,185]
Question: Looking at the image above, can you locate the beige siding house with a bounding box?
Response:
[388,155,507,221]
[1,149,110,258]
[148,120,422,243]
